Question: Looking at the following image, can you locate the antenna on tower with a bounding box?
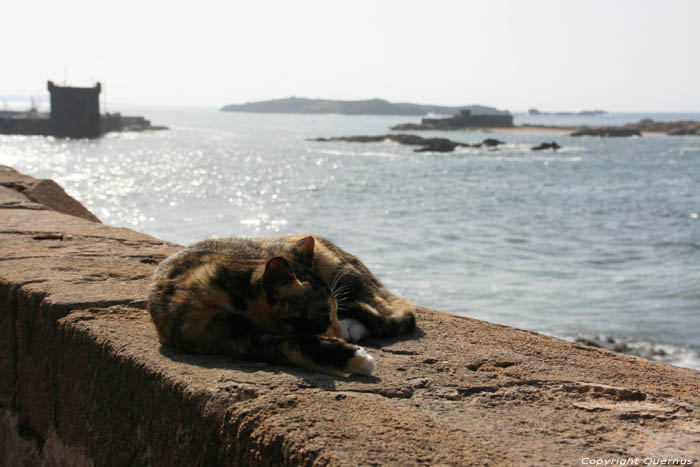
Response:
[63,66,68,85]
[103,82,108,113]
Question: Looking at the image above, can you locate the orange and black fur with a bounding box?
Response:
[147,235,416,376]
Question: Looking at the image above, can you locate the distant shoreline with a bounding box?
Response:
[489,126,572,135]
[461,126,679,136]
[419,121,700,136]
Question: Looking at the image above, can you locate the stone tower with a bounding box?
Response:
[47,81,102,138]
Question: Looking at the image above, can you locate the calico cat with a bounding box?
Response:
[147,235,416,376]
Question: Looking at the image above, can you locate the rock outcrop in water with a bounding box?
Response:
[311,134,466,152]
[310,134,507,152]
[481,138,505,147]
[531,141,561,151]
[2,165,699,465]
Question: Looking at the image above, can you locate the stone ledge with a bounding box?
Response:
[1,167,699,466]
[0,165,100,223]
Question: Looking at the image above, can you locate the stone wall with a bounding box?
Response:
[1,165,698,466]
[0,117,52,136]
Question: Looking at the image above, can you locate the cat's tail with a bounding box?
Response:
[227,334,375,377]
[383,297,416,335]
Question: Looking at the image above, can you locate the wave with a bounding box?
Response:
[653,240,700,250]
[561,333,700,370]
[316,148,401,158]
[680,146,700,155]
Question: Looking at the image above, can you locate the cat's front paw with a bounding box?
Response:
[339,318,369,343]
[347,347,375,376]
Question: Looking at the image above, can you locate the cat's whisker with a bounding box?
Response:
[332,285,349,295]
[330,273,342,292]
[331,270,351,293]
[331,282,351,298]
[333,292,352,303]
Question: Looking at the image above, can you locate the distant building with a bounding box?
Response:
[391,109,514,131]
[0,81,163,137]
[47,81,102,138]
[420,110,514,129]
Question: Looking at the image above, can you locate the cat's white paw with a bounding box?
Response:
[347,347,375,376]
[339,318,369,343]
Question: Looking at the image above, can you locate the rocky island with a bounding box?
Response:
[220,97,508,116]
[220,98,699,138]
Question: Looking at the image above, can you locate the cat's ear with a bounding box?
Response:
[293,236,315,267]
[263,257,296,301]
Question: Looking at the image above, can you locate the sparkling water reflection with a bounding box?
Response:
[2,108,699,369]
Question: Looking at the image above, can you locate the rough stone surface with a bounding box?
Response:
[1,168,699,466]
[24,179,101,223]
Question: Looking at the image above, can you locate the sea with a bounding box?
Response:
[1,108,699,370]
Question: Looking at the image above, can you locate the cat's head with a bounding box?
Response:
[261,236,341,338]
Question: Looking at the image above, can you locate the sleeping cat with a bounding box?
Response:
[147,235,416,376]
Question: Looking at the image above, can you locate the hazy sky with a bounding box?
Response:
[3,0,699,112]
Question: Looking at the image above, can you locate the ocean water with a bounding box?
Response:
[1,108,699,370]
